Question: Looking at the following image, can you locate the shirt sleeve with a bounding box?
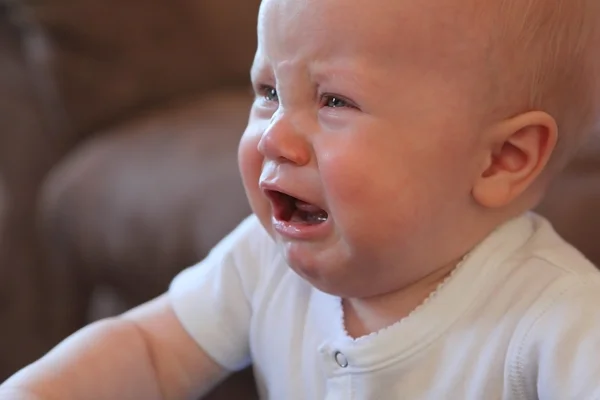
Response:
[509,274,600,400]
[168,214,272,372]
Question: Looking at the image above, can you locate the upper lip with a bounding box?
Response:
[259,180,325,210]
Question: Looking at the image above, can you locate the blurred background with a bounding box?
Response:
[0,0,599,398]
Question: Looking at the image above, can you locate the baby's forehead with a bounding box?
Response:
[258,0,491,73]
[260,0,493,29]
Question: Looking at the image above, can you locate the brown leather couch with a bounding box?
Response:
[0,0,599,398]
[0,0,257,397]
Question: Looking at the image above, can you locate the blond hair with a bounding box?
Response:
[486,0,600,165]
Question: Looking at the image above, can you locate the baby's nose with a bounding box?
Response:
[258,111,312,166]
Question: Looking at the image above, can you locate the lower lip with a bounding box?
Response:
[271,217,332,240]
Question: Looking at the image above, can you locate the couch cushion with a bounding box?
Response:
[39,89,253,305]
[0,174,5,247]
[17,0,260,136]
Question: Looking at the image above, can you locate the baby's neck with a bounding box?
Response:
[342,261,459,339]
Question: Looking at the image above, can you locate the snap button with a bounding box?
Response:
[334,351,348,368]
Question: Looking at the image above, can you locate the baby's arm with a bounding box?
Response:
[1,215,265,400]
[0,295,227,400]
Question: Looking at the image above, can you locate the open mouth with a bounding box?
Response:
[266,190,329,225]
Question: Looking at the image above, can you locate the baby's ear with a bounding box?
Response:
[472,111,558,209]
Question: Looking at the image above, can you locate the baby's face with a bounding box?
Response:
[239,0,494,297]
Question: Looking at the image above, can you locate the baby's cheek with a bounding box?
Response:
[319,159,367,204]
[238,125,262,177]
[321,155,428,230]
[319,160,392,231]
[320,151,406,206]
[238,127,268,217]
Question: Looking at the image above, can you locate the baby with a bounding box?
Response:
[2,0,600,398]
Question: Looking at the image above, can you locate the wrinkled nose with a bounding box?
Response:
[257,111,311,166]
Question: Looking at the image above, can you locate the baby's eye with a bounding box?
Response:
[322,95,354,109]
[259,85,278,102]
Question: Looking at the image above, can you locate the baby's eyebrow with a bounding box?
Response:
[310,61,387,93]
[250,62,275,83]
[311,63,359,82]
[249,49,275,79]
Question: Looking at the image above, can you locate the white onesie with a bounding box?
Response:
[170,213,600,399]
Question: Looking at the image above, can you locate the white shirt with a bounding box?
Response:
[170,213,600,399]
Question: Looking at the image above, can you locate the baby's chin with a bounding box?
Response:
[290,266,358,298]
[280,245,377,298]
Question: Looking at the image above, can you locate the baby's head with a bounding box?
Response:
[238,0,600,298]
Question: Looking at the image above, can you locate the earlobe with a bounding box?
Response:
[472,111,558,209]
[472,173,512,208]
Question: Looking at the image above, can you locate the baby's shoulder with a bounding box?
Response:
[496,214,600,349]
[512,214,600,326]
[507,220,600,359]
[506,268,600,397]
[519,268,600,328]
[520,213,598,276]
